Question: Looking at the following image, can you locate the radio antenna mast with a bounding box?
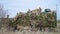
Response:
[56,4,58,28]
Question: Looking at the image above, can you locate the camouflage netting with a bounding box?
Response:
[12,9,57,29]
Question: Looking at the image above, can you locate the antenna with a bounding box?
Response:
[56,4,58,28]
[55,4,57,19]
[56,4,57,12]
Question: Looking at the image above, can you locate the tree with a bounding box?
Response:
[0,4,8,29]
[0,4,7,18]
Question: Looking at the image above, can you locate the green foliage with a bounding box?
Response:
[24,15,30,20]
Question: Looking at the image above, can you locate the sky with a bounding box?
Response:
[0,0,60,20]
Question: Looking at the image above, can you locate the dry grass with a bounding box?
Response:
[0,29,60,34]
[0,23,60,34]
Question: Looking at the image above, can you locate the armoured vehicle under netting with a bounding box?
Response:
[11,8,57,31]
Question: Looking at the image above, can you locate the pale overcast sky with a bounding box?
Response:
[0,0,60,20]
